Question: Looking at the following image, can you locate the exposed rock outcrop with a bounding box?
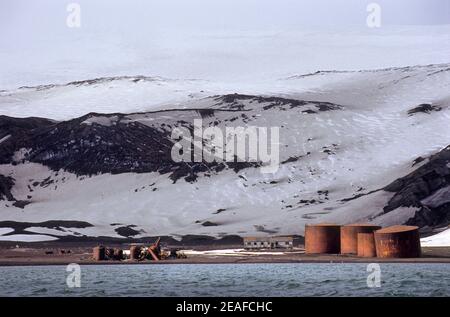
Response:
[0,174,15,201]
[384,146,450,230]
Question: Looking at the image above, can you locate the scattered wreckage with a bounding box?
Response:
[92,237,187,261]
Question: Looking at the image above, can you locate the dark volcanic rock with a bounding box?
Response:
[412,156,425,167]
[179,234,217,245]
[407,104,442,116]
[0,220,93,235]
[115,225,141,237]
[383,145,450,229]
[215,94,343,112]
[0,115,56,164]
[23,115,178,176]
[0,94,343,183]
[0,115,55,137]
[201,221,219,227]
[12,200,31,209]
[0,174,15,201]
[0,112,258,183]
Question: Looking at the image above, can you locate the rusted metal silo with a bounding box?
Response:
[357,233,377,257]
[374,225,421,258]
[93,246,105,261]
[305,223,341,254]
[340,224,381,254]
[129,245,141,260]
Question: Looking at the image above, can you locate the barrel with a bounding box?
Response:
[305,224,341,254]
[340,224,381,254]
[357,233,377,257]
[374,225,421,258]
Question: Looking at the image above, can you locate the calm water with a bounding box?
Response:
[0,263,448,297]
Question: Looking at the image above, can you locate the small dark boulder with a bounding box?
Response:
[407,104,442,116]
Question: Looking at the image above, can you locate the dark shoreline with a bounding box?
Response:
[0,245,449,267]
[2,259,450,267]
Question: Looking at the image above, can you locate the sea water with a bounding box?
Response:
[0,263,448,297]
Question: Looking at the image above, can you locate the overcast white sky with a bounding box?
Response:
[1,0,449,30]
[0,0,449,88]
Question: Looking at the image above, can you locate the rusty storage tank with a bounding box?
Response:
[129,246,141,260]
[357,233,377,257]
[93,246,106,261]
[340,224,381,254]
[305,224,341,254]
[374,225,421,258]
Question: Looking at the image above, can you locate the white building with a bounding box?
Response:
[243,236,295,249]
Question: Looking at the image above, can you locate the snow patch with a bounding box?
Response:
[0,228,14,236]
[0,135,11,144]
[12,148,31,162]
[25,227,70,237]
[370,206,418,227]
[82,116,118,127]
[0,234,58,242]
[183,248,302,256]
[421,228,450,247]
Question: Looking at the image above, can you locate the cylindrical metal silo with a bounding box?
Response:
[305,224,341,254]
[374,225,421,258]
[340,224,381,254]
[357,232,377,257]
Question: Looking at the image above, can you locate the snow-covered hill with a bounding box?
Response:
[2,63,450,121]
[0,76,214,120]
[0,63,450,242]
[421,227,450,247]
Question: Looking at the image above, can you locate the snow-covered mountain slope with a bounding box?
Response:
[421,227,450,247]
[2,62,450,121]
[282,63,450,112]
[0,63,450,242]
[0,76,215,120]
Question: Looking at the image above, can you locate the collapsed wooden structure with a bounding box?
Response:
[93,237,164,261]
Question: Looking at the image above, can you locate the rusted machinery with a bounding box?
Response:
[93,238,165,262]
[113,248,123,260]
[128,238,162,261]
[168,248,187,259]
[93,246,124,261]
[105,248,115,259]
[305,223,341,254]
[340,224,381,254]
[357,233,377,257]
[146,237,161,261]
[129,245,142,260]
[93,246,106,261]
[374,225,421,258]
